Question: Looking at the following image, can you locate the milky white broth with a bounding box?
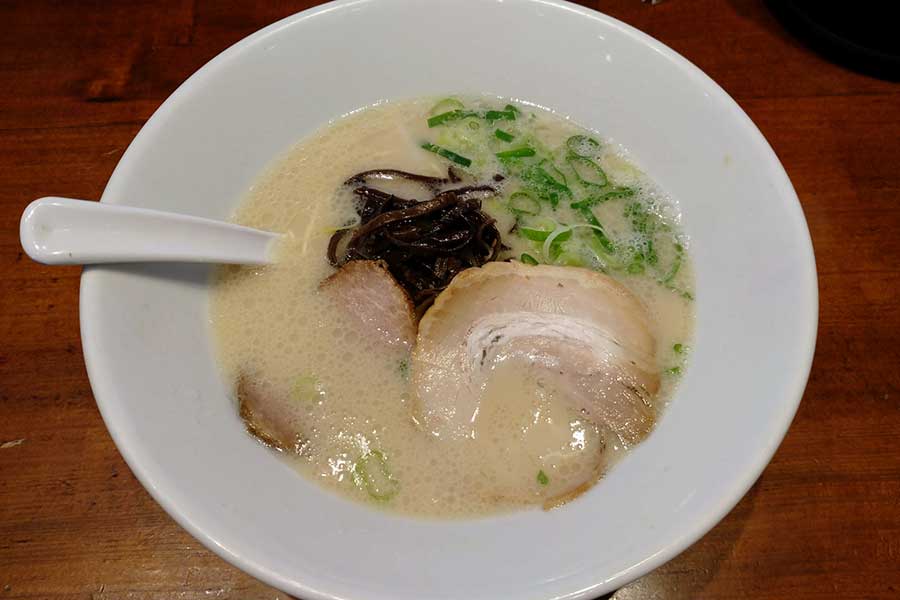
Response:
[210,97,694,517]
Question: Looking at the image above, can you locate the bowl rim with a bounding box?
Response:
[79,1,819,598]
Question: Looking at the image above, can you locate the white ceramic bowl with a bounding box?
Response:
[80,1,818,598]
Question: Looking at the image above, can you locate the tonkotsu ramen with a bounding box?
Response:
[211,96,694,517]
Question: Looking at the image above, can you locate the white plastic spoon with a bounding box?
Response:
[19,197,281,265]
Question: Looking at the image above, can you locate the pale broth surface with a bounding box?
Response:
[211,97,694,517]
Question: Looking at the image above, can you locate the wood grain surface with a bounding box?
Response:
[1,1,898,599]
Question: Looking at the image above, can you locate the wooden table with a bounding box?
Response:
[1,1,898,598]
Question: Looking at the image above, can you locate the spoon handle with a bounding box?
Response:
[20,197,280,266]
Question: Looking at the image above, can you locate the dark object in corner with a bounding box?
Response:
[766,2,900,81]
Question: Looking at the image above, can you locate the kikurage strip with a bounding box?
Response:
[330,169,504,311]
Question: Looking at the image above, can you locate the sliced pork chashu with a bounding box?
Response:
[237,375,309,454]
[319,259,417,348]
[237,260,415,451]
[411,261,660,447]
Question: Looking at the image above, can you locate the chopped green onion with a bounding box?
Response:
[577,208,615,254]
[508,191,540,215]
[518,216,559,242]
[662,282,694,300]
[505,104,521,115]
[519,228,553,242]
[427,109,480,128]
[541,160,568,186]
[520,253,539,265]
[537,470,549,486]
[569,198,592,211]
[567,154,609,187]
[627,261,645,275]
[291,374,325,404]
[625,202,650,233]
[429,97,465,115]
[494,128,515,142]
[665,344,689,375]
[625,236,657,269]
[646,239,658,265]
[519,164,571,207]
[660,242,684,284]
[542,226,574,261]
[496,147,536,159]
[570,186,635,209]
[352,450,399,502]
[398,359,409,380]
[549,231,573,260]
[420,142,472,167]
[485,106,517,122]
[566,135,602,158]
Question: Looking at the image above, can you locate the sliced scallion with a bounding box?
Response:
[662,282,694,300]
[494,128,515,142]
[508,191,541,216]
[625,201,655,234]
[291,374,325,404]
[520,253,539,265]
[496,147,536,159]
[566,135,602,158]
[429,97,465,115]
[420,142,472,167]
[627,261,645,274]
[567,154,609,187]
[519,227,553,242]
[541,160,568,186]
[485,106,517,122]
[518,216,559,242]
[519,164,571,207]
[577,208,615,254]
[537,470,549,485]
[646,238,658,265]
[659,242,684,284]
[352,449,399,502]
[549,230,573,259]
[542,225,574,261]
[427,109,480,128]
